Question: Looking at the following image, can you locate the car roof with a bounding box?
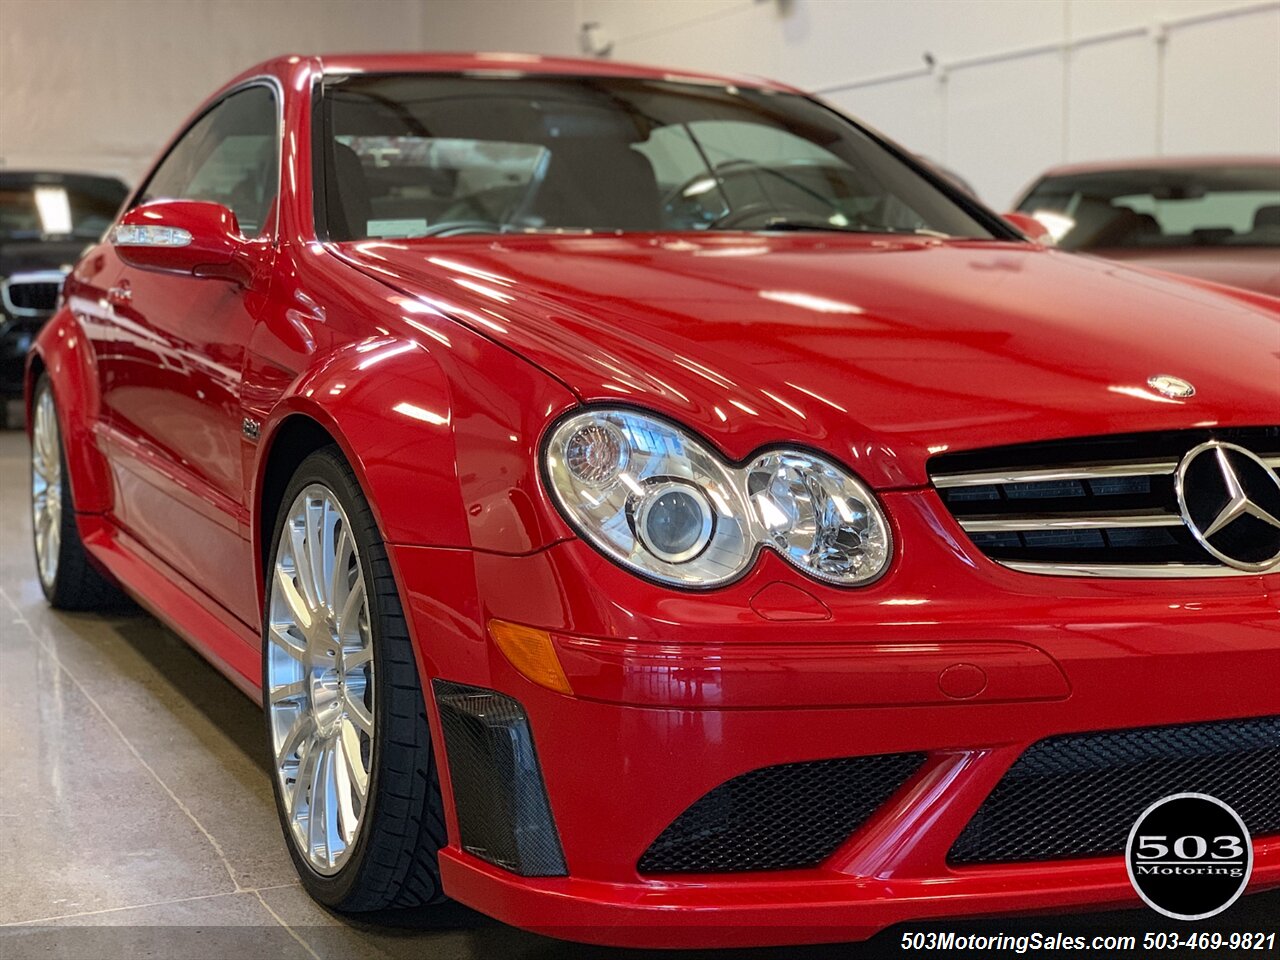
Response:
[1035,155,1280,178]
[0,170,128,188]
[239,51,802,95]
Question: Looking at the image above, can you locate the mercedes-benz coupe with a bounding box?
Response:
[27,54,1280,947]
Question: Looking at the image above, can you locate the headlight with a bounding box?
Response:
[744,451,891,584]
[545,409,754,587]
[544,408,892,588]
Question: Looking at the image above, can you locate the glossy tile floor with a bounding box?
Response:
[0,426,1275,960]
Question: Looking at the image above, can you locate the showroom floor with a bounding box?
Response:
[0,426,1275,960]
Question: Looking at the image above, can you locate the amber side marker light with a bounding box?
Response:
[488,620,573,695]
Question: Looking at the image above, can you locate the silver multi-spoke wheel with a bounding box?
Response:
[31,386,63,590]
[267,484,375,875]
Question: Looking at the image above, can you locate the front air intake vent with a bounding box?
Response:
[950,716,1280,864]
[432,680,567,877]
[638,752,925,874]
[930,427,1280,578]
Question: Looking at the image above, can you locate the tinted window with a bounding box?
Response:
[0,176,129,241]
[141,85,278,238]
[317,75,996,241]
[1017,165,1280,250]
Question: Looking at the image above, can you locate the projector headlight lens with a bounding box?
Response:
[634,481,714,563]
[544,408,891,588]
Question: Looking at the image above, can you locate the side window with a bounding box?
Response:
[140,86,278,238]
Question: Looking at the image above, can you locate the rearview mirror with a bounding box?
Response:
[111,200,248,282]
[1002,212,1055,245]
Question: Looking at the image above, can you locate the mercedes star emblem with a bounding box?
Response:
[1176,441,1280,572]
[1148,375,1196,399]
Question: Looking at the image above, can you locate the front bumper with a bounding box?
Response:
[390,488,1280,947]
[436,843,1280,948]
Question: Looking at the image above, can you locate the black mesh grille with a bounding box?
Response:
[638,752,925,874]
[433,680,567,877]
[950,716,1280,865]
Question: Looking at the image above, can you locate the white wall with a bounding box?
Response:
[420,0,1280,206]
[0,0,423,182]
[1,0,1277,205]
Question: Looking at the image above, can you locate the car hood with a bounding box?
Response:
[1090,247,1280,298]
[339,234,1280,488]
[0,238,88,277]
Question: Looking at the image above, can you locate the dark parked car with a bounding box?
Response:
[1,171,130,403]
[1014,157,1280,296]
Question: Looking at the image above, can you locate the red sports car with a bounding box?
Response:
[1015,157,1280,296]
[26,54,1280,947]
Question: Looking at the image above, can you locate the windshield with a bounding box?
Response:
[0,176,129,242]
[316,74,997,241]
[1017,166,1280,251]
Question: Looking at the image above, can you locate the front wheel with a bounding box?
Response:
[30,375,126,610]
[263,446,447,910]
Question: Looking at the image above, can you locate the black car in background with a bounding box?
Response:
[1,170,130,409]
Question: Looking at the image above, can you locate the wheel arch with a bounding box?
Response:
[255,412,340,582]
[249,333,476,621]
[25,309,113,514]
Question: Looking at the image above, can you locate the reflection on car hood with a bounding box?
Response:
[338,234,1280,488]
[1090,247,1280,298]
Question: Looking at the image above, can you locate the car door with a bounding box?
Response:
[88,83,279,627]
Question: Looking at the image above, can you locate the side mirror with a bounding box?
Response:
[111,200,248,282]
[1002,212,1055,246]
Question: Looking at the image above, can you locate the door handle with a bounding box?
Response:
[107,284,132,306]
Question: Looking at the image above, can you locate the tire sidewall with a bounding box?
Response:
[31,375,68,604]
[262,447,395,906]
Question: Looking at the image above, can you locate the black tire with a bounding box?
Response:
[263,446,448,911]
[31,375,127,611]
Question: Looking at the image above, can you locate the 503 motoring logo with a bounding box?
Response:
[1126,793,1254,921]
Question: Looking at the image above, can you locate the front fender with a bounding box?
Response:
[255,330,578,559]
[27,305,113,514]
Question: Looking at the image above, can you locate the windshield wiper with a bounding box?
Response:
[757,218,952,238]
[758,218,865,233]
